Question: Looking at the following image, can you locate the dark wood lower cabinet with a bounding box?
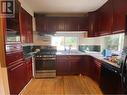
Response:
[7,57,33,95]
[56,55,123,94]
[7,60,27,95]
[56,55,83,75]
[56,56,70,75]
[25,58,33,83]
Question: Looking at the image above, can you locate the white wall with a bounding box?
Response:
[79,36,105,52]
[19,0,34,16]
[79,37,102,45]
[0,66,10,95]
[33,32,51,45]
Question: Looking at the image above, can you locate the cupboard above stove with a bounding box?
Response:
[34,14,88,34]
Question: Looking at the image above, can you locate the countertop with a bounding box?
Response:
[56,51,120,68]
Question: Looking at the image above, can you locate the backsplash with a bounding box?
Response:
[23,46,32,55]
[79,45,101,52]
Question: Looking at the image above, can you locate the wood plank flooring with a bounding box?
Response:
[20,75,103,95]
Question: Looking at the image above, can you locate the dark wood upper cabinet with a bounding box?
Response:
[88,12,98,37]
[6,0,21,43]
[88,0,127,37]
[6,0,20,31]
[97,0,114,36]
[112,0,127,33]
[25,58,33,83]
[20,7,33,43]
[35,14,88,34]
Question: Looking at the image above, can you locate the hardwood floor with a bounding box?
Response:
[20,75,103,95]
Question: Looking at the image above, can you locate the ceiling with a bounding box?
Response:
[25,0,108,13]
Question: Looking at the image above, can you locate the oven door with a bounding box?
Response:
[35,60,55,71]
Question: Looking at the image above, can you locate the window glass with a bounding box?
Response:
[104,33,124,51]
[51,36,78,50]
[65,37,78,50]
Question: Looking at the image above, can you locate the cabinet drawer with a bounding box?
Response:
[69,56,82,62]
[6,52,24,66]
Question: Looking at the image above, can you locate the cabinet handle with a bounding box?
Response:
[10,63,24,71]
[112,30,125,33]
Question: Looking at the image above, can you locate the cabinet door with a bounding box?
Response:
[20,7,27,43]
[81,55,90,76]
[27,58,32,82]
[88,12,98,37]
[94,59,101,84]
[6,0,20,31]
[56,56,71,75]
[6,52,23,66]
[79,17,88,31]
[7,61,26,94]
[97,0,113,36]
[69,56,82,75]
[113,0,127,33]
[20,7,33,43]
[27,14,33,43]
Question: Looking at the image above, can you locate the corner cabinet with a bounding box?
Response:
[112,0,127,33]
[88,0,114,37]
[80,55,102,84]
[97,0,113,36]
[88,0,127,37]
[20,7,33,43]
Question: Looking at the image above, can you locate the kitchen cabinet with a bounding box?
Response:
[6,51,23,66]
[93,58,102,84]
[97,0,113,36]
[5,44,33,94]
[56,55,102,84]
[6,0,20,32]
[88,0,127,37]
[69,56,83,74]
[7,59,26,95]
[5,44,23,66]
[88,0,114,37]
[25,57,33,83]
[6,0,21,43]
[56,55,71,75]
[35,14,47,34]
[81,55,102,84]
[80,55,90,76]
[56,55,82,75]
[113,0,127,33]
[88,12,98,37]
[35,14,88,34]
[20,7,33,43]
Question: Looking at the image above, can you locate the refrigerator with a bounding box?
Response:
[120,46,127,93]
[119,17,127,93]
